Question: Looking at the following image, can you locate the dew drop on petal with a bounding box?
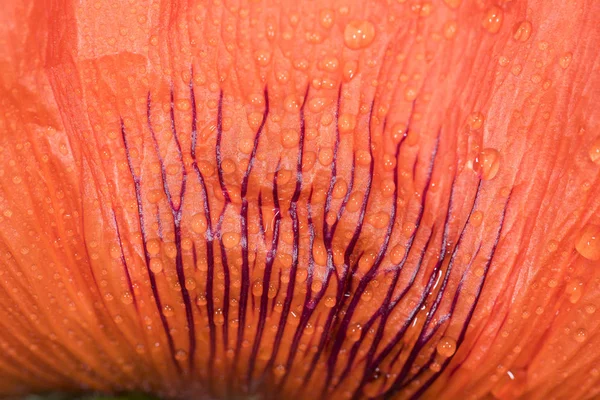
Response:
[482,6,503,34]
[474,148,501,180]
[576,225,600,261]
[437,336,457,357]
[588,137,600,164]
[513,20,532,42]
[344,20,376,50]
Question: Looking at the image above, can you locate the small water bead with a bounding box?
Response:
[566,280,584,304]
[467,112,485,130]
[575,225,600,261]
[513,21,532,42]
[149,258,163,273]
[109,244,121,259]
[355,150,372,166]
[319,9,335,29]
[163,305,175,317]
[254,50,271,66]
[443,20,458,40]
[381,179,395,197]
[164,242,177,258]
[175,99,191,111]
[308,97,327,113]
[589,137,600,164]
[349,323,362,341]
[252,280,263,297]
[197,295,207,306]
[318,148,334,166]
[121,292,133,305]
[382,153,397,171]
[482,6,503,34]
[471,211,484,227]
[147,239,161,256]
[474,148,501,180]
[185,278,197,290]
[332,180,348,199]
[574,328,587,343]
[273,364,287,377]
[281,129,300,148]
[222,159,236,174]
[559,52,573,69]
[222,232,241,249]
[339,114,356,133]
[390,244,406,265]
[214,309,225,325]
[344,20,376,50]
[346,192,363,212]
[324,296,337,308]
[585,304,596,314]
[313,241,327,265]
[343,61,358,82]
[175,349,188,361]
[319,56,339,72]
[437,336,457,357]
[498,56,510,67]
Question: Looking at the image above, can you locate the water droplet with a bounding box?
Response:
[344,20,376,50]
[147,239,161,256]
[252,280,263,297]
[585,304,596,314]
[254,50,271,67]
[339,114,357,133]
[346,192,363,212]
[342,60,358,82]
[313,241,327,265]
[467,112,485,130]
[282,129,300,148]
[589,137,600,164]
[355,150,372,166]
[576,225,600,261]
[175,349,188,361]
[349,323,362,341]
[197,295,207,306]
[319,9,335,29]
[443,20,458,40]
[482,6,503,34]
[325,296,337,308]
[175,99,191,111]
[332,180,348,199]
[318,148,334,166]
[222,232,240,249]
[437,336,457,357]
[513,21,532,42]
[273,364,286,377]
[574,328,587,343]
[566,280,583,304]
[149,258,163,273]
[163,305,174,317]
[471,210,484,227]
[121,292,133,305]
[474,148,501,180]
[109,244,121,259]
[559,52,572,69]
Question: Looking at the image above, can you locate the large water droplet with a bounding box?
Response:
[482,6,503,34]
[576,225,600,261]
[344,20,376,50]
[474,148,501,180]
[589,137,600,164]
[437,336,457,357]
